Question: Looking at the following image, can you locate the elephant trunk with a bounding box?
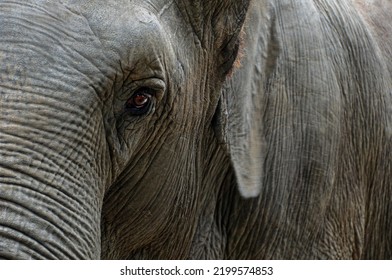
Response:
[0,94,108,259]
[0,178,100,259]
[0,2,113,259]
[0,108,107,259]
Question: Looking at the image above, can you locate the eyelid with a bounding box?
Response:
[133,78,165,92]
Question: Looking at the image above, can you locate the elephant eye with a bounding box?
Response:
[125,87,154,116]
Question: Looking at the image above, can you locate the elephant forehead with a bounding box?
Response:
[0,0,174,85]
[76,0,174,77]
[0,1,119,95]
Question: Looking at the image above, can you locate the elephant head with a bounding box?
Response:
[1,0,392,260]
[0,0,252,259]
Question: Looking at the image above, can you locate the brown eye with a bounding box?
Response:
[125,88,154,115]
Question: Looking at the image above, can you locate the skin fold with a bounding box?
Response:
[0,0,391,259]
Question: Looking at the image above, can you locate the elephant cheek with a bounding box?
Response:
[101,134,202,259]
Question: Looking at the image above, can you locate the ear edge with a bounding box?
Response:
[212,88,264,199]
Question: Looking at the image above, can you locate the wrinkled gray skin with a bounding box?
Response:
[0,0,391,259]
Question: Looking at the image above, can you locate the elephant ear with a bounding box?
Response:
[213,4,266,198]
[178,0,260,198]
[176,0,251,75]
[216,71,265,199]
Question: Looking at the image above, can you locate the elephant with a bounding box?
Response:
[0,0,391,259]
